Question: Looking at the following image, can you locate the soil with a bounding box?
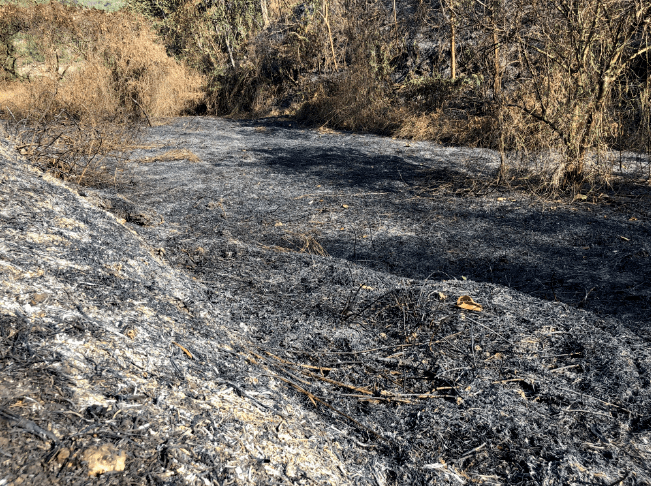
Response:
[2,116,651,485]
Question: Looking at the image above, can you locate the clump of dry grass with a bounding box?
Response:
[282,231,329,257]
[1,1,205,121]
[296,70,401,134]
[135,149,201,164]
[0,1,205,184]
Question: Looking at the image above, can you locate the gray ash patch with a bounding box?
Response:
[115,116,650,335]
[3,116,651,485]
[0,136,367,485]
[83,116,651,484]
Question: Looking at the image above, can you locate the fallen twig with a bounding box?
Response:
[558,387,636,415]
[293,192,388,199]
[270,372,386,441]
[263,350,335,371]
[0,408,59,443]
[172,341,194,359]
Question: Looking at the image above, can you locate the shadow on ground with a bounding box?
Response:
[250,142,651,335]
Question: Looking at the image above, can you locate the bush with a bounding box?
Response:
[0,1,205,183]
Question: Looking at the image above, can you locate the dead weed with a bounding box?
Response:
[0,1,205,184]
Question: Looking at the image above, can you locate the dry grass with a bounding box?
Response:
[296,72,401,135]
[135,149,201,164]
[0,1,205,184]
[282,231,329,257]
[1,0,646,190]
[1,2,205,121]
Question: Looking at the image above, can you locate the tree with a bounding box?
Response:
[511,0,651,186]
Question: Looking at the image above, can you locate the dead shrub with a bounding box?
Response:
[120,0,651,189]
[128,0,410,123]
[288,0,408,133]
[498,0,651,187]
[297,70,400,134]
[0,1,205,183]
[395,110,495,147]
[394,73,494,146]
[10,109,138,185]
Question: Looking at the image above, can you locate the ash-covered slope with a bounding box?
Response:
[91,116,650,485]
[0,136,370,485]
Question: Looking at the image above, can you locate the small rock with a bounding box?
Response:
[285,461,297,478]
[127,211,155,226]
[80,443,126,477]
[30,293,48,305]
[56,447,71,464]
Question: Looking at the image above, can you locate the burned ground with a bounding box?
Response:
[1,117,651,485]
[121,117,651,333]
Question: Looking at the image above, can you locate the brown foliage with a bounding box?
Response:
[296,70,402,134]
[502,0,651,186]
[3,0,645,188]
[0,1,204,183]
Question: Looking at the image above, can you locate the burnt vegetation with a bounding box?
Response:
[1,0,651,485]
